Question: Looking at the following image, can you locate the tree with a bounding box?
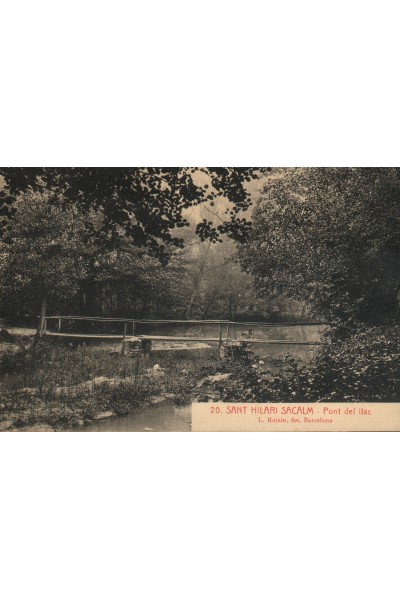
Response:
[83,242,192,318]
[239,168,400,325]
[0,168,265,262]
[0,194,92,322]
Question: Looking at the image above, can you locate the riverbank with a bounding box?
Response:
[219,323,400,403]
[71,401,192,432]
[0,336,221,431]
[5,321,383,431]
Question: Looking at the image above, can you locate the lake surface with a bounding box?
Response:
[73,323,325,432]
[74,402,191,432]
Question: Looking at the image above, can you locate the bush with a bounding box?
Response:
[218,325,400,403]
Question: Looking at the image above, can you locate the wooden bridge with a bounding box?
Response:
[39,315,325,350]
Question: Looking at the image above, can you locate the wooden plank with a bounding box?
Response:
[123,319,325,326]
[44,315,326,327]
[137,335,321,345]
[44,332,321,345]
[45,316,138,323]
[138,336,224,342]
[137,319,230,324]
[246,340,321,345]
[45,332,125,339]
[227,321,326,327]
[45,317,231,325]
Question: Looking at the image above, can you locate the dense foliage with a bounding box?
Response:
[0,194,91,318]
[239,168,400,326]
[0,189,289,321]
[216,325,400,403]
[0,167,265,261]
[1,167,399,419]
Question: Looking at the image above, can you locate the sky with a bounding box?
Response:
[184,168,267,225]
[0,168,268,230]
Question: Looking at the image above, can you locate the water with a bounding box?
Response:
[74,402,191,432]
[138,322,323,342]
[74,323,324,432]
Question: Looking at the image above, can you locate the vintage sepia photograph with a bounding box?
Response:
[3,5,399,600]
[0,167,399,431]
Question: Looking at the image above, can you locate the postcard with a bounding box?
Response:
[0,168,399,431]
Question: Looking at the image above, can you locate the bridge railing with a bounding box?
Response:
[39,315,325,348]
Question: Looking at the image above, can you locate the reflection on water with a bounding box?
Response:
[74,402,191,432]
[138,322,324,342]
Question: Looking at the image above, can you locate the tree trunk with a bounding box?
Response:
[186,241,212,319]
[100,288,107,315]
[185,285,200,319]
[37,297,47,339]
[201,288,218,319]
[142,295,150,318]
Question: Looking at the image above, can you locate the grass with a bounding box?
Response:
[5,323,383,431]
[0,338,219,431]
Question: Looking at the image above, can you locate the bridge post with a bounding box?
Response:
[121,322,128,356]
